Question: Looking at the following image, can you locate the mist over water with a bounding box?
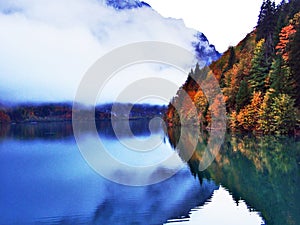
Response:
[0,0,216,104]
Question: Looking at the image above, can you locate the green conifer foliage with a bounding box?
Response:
[249,39,269,92]
[289,17,300,106]
[256,0,277,58]
[258,88,276,133]
[270,94,296,134]
[236,79,251,112]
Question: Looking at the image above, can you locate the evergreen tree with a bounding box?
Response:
[269,55,295,96]
[224,46,236,72]
[195,62,201,75]
[259,90,296,134]
[219,72,226,88]
[258,88,276,133]
[249,39,269,92]
[273,0,289,46]
[289,14,300,107]
[270,94,296,134]
[256,0,277,59]
[236,79,251,112]
[287,0,300,20]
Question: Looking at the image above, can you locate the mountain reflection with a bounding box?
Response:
[0,119,162,141]
[167,127,300,225]
[0,121,218,225]
[1,121,299,224]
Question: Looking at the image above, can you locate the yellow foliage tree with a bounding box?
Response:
[236,92,263,131]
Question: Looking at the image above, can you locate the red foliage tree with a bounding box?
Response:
[275,24,296,61]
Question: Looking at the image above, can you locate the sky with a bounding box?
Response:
[0,0,282,104]
[146,0,282,52]
[0,0,199,104]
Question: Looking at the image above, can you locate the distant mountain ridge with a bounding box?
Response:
[105,0,220,64]
[0,103,167,123]
[193,32,221,64]
[105,0,151,10]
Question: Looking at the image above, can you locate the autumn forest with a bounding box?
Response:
[166,0,300,135]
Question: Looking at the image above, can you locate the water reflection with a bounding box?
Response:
[0,122,74,141]
[166,186,264,225]
[1,121,296,224]
[0,119,161,141]
[0,121,217,225]
[167,127,300,225]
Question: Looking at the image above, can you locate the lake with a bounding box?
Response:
[0,120,299,225]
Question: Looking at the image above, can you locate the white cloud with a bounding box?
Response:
[146,0,283,52]
[0,0,212,104]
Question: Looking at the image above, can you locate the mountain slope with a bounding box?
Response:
[104,0,220,63]
[166,0,300,135]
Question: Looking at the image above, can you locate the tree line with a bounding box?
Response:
[166,0,300,134]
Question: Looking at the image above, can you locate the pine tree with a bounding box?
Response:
[289,13,300,107]
[256,0,277,59]
[258,88,276,133]
[224,46,236,72]
[236,79,251,112]
[269,55,295,97]
[273,0,290,46]
[287,0,300,20]
[249,39,269,92]
[195,62,201,75]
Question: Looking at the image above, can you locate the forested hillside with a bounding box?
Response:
[166,0,300,134]
[0,103,166,123]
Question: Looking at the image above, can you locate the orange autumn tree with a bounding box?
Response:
[275,24,296,61]
[235,92,263,131]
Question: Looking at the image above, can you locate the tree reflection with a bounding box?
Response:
[167,128,300,225]
[0,119,164,141]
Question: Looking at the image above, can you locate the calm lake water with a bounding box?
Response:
[0,120,299,225]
